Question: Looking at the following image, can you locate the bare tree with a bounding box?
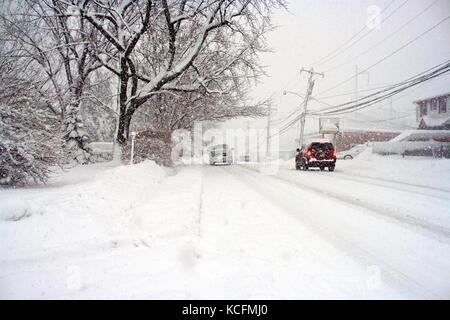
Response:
[133,92,269,132]
[0,41,62,186]
[65,0,285,145]
[1,0,104,163]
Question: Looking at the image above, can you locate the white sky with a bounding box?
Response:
[223,0,450,143]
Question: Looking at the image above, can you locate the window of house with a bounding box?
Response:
[430,99,438,112]
[438,98,447,114]
[420,103,427,116]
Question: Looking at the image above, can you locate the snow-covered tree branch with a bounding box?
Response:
[64,0,285,144]
[1,0,106,163]
[0,43,62,186]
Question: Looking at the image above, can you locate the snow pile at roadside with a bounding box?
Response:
[1,161,167,220]
[77,160,167,215]
[0,161,173,260]
[0,161,206,299]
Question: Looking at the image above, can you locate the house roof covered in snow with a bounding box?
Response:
[413,92,450,104]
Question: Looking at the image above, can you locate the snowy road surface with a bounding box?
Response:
[0,156,449,299]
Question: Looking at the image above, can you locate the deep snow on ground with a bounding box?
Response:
[0,153,449,299]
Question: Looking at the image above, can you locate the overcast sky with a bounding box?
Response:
[224,0,450,139]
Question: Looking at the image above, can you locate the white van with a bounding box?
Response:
[208,144,233,165]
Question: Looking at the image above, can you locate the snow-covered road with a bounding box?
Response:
[0,157,449,299]
[219,164,450,298]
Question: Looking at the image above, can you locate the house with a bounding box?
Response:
[415,92,450,130]
[281,117,409,153]
[335,129,401,152]
[332,117,409,151]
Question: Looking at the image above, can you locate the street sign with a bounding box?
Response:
[319,117,340,134]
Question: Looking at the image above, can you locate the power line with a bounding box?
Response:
[317,15,450,96]
[316,59,450,111]
[318,59,450,103]
[320,65,450,115]
[318,83,402,99]
[315,63,450,116]
[271,101,305,125]
[311,0,398,67]
[318,0,411,67]
[265,62,450,140]
[313,0,411,68]
[278,61,450,135]
[324,0,440,73]
[273,64,450,136]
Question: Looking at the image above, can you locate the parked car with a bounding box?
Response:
[373,130,450,158]
[295,141,337,171]
[209,144,233,165]
[337,144,367,160]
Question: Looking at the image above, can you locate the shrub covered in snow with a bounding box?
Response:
[0,101,62,186]
[0,64,62,186]
[121,129,174,167]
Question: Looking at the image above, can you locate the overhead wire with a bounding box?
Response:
[316,15,450,96]
[323,0,441,73]
[311,0,399,67]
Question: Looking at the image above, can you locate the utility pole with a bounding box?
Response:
[389,96,395,118]
[246,121,250,162]
[355,65,358,108]
[266,106,272,160]
[298,67,324,148]
[257,131,260,163]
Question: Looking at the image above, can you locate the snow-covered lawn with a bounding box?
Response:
[0,153,449,299]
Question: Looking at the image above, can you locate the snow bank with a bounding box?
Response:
[78,161,169,236]
[0,161,205,299]
[0,161,170,260]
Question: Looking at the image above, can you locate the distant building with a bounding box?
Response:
[415,92,450,130]
[335,129,401,152]
[283,116,410,153]
[332,117,409,151]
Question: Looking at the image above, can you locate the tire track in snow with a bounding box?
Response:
[325,171,450,201]
[333,171,450,195]
[197,166,205,238]
[241,165,450,241]
[223,165,448,299]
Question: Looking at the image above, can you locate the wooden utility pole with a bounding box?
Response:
[298,68,324,147]
[266,106,272,160]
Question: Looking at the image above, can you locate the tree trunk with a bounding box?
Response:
[116,59,131,145]
[117,110,132,145]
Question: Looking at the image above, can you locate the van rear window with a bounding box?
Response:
[310,143,334,152]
